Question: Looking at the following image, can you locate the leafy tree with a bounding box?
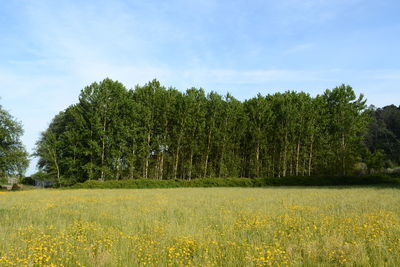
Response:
[34,112,64,185]
[320,85,369,175]
[0,102,29,178]
[243,94,272,177]
[181,88,207,180]
[365,105,400,166]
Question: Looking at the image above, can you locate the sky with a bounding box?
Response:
[0,0,400,175]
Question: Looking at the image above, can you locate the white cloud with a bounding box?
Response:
[1,0,399,175]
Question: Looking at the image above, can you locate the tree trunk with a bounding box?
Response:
[289,147,294,176]
[342,133,346,176]
[49,148,60,187]
[72,141,77,179]
[158,124,168,180]
[188,150,193,180]
[295,142,301,176]
[55,160,60,187]
[278,151,282,178]
[203,130,212,178]
[130,144,135,179]
[89,129,93,180]
[143,133,150,179]
[282,132,288,177]
[159,152,164,180]
[272,144,276,177]
[173,149,180,179]
[255,143,260,178]
[173,133,183,179]
[219,136,226,178]
[308,134,314,176]
[218,118,228,178]
[100,117,107,181]
[116,158,121,180]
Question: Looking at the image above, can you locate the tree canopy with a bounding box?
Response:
[365,105,400,168]
[0,102,29,177]
[33,79,372,185]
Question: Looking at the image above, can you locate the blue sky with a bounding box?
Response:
[1,0,399,175]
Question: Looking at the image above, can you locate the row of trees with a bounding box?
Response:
[0,103,29,178]
[34,79,371,185]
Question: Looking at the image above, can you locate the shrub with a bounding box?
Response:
[11,184,21,191]
[69,175,400,189]
[21,176,36,186]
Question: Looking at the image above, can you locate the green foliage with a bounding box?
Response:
[365,105,400,167]
[21,176,35,186]
[71,178,262,189]
[0,102,29,177]
[318,85,369,175]
[70,175,400,189]
[34,79,372,185]
[264,175,400,186]
[31,171,51,181]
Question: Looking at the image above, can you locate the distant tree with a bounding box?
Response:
[320,85,369,175]
[34,111,65,186]
[31,171,50,181]
[181,88,207,180]
[243,94,272,177]
[0,102,29,178]
[365,105,400,166]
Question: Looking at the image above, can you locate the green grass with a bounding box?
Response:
[1,187,400,266]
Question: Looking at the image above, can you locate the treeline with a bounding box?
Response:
[366,105,400,167]
[34,79,372,185]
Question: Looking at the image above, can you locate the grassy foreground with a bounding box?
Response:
[1,188,400,266]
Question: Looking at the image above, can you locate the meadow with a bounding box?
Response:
[0,187,400,266]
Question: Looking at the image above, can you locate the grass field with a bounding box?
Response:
[1,187,400,266]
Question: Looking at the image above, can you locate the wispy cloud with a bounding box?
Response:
[367,70,400,81]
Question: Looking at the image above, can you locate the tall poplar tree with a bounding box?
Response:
[321,85,369,175]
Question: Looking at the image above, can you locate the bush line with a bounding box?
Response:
[69,176,400,189]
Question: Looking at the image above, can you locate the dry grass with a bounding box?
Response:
[0,187,400,266]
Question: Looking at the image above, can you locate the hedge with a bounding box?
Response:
[69,175,400,189]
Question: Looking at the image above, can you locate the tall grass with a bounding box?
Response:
[0,187,400,266]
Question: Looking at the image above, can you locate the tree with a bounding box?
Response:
[243,94,272,177]
[34,111,67,186]
[77,78,131,180]
[365,105,400,166]
[0,102,29,178]
[321,85,369,175]
[181,88,207,180]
